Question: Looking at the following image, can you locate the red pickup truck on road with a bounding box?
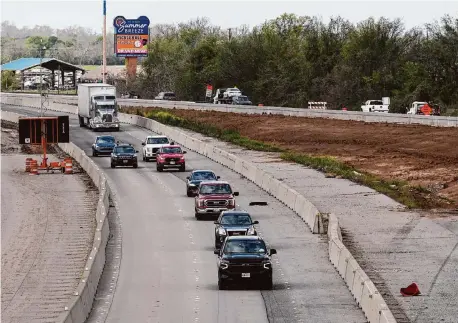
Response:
[156,145,187,172]
[194,181,239,220]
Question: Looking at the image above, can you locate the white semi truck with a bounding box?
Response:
[77,83,120,131]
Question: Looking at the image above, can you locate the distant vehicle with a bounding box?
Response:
[214,235,276,290]
[214,211,259,250]
[406,101,441,116]
[92,135,116,156]
[110,143,138,168]
[194,181,239,220]
[186,170,220,197]
[361,99,389,113]
[156,145,187,172]
[77,83,120,131]
[141,135,170,161]
[213,87,246,104]
[155,92,176,100]
[231,95,252,105]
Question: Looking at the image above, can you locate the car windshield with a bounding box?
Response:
[147,137,169,144]
[221,214,252,225]
[161,147,182,154]
[97,137,114,144]
[114,146,135,154]
[192,172,216,181]
[224,240,266,254]
[199,184,232,195]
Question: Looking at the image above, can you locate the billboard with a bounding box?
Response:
[113,16,150,57]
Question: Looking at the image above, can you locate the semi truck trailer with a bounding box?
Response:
[77,83,120,131]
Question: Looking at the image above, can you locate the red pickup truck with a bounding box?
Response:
[194,181,239,220]
[156,145,187,172]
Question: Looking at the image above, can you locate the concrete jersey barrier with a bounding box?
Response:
[0,110,111,323]
[1,94,397,322]
[2,92,457,127]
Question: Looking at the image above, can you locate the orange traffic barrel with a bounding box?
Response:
[64,158,73,174]
[29,159,38,175]
[25,158,33,172]
[258,103,264,107]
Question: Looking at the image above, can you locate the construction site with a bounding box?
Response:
[127,107,458,209]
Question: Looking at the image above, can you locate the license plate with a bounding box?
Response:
[170,161,175,164]
[242,273,250,278]
[123,160,128,163]
[232,232,240,236]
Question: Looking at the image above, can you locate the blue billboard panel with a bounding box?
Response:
[113,16,150,57]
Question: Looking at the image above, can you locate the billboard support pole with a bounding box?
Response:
[102,0,107,84]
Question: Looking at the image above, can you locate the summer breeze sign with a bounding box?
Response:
[113,16,150,57]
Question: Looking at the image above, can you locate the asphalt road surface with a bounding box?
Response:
[1,105,366,323]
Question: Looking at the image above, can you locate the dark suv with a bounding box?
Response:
[110,143,138,168]
[214,236,276,290]
[214,211,259,249]
[186,170,220,197]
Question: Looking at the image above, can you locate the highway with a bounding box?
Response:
[1,105,367,323]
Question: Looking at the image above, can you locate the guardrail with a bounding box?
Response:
[1,94,397,322]
[2,92,457,127]
[0,110,112,323]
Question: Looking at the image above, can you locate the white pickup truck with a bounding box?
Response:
[361,100,389,113]
[141,135,170,161]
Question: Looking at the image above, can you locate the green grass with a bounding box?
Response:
[125,107,449,209]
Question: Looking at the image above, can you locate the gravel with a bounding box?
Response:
[1,152,97,323]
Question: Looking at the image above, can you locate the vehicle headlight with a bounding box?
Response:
[113,117,119,122]
[94,116,102,123]
[133,154,137,158]
[218,227,227,235]
[220,260,229,270]
[247,226,255,235]
[227,199,235,207]
[263,261,272,270]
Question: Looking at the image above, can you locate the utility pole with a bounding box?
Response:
[39,43,48,117]
[102,0,107,84]
[228,28,232,41]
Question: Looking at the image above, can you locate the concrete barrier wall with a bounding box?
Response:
[1,95,397,322]
[2,92,457,127]
[0,110,112,323]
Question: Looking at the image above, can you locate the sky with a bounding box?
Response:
[1,0,458,32]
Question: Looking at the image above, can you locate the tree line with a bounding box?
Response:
[2,15,458,113]
[1,21,124,66]
[128,14,457,114]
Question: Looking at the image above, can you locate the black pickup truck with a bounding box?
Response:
[214,235,276,290]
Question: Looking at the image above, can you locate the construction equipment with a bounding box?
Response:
[406,101,441,116]
[19,116,71,174]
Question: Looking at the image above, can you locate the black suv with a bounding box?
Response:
[214,236,276,290]
[186,170,220,197]
[110,143,138,168]
[214,211,259,249]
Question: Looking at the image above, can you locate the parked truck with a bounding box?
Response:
[361,97,390,112]
[406,101,441,116]
[77,83,120,131]
[213,87,243,104]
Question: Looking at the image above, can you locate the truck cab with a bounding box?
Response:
[194,181,239,220]
[406,101,432,115]
[78,84,120,131]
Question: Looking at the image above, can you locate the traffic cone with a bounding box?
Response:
[400,283,421,296]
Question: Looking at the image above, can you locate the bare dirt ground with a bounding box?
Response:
[150,109,458,206]
[1,121,97,322]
